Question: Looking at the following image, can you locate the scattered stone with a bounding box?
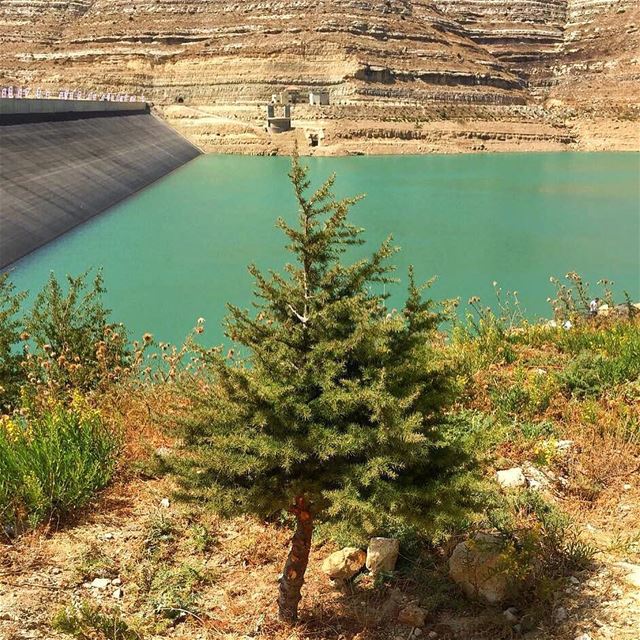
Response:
[412,629,423,637]
[553,607,568,623]
[575,634,591,640]
[51,567,62,575]
[112,588,124,599]
[556,440,573,453]
[523,463,552,492]
[615,562,640,588]
[321,547,366,580]
[366,537,400,574]
[428,633,438,639]
[160,497,170,508]
[623,483,632,491]
[449,533,512,604]
[503,607,518,624]
[89,578,111,590]
[100,532,114,540]
[569,575,580,585]
[111,577,122,586]
[398,604,427,627]
[155,446,173,458]
[496,467,526,489]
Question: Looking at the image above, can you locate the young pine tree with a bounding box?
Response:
[174,156,482,622]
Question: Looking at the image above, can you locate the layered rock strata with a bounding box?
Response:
[0,0,637,155]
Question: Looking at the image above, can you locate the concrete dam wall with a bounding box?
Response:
[0,99,201,269]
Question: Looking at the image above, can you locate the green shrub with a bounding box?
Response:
[559,334,640,397]
[0,272,27,410]
[148,564,205,620]
[517,420,557,441]
[559,351,608,397]
[0,396,120,531]
[53,601,142,640]
[490,369,559,417]
[24,269,130,392]
[487,490,596,606]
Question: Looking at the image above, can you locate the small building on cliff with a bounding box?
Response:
[309,91,330,106]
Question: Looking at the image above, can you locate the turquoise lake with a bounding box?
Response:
[7,153,640,347]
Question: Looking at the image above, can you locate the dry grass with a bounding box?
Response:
[2,317,639,640]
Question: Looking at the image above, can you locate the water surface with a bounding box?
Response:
[8,153,640,346]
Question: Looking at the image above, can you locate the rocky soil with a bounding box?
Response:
[0,0,637,155]
[1,472,639,640]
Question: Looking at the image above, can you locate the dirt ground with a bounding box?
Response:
[2,467,639,640]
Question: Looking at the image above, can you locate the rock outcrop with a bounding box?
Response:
[0,0,636,155]
[449,533,514,604]
[321,547,366,581]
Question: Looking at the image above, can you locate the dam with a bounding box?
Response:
[0,98,201,269]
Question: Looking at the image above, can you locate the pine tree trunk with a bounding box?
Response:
[278,496,313,623]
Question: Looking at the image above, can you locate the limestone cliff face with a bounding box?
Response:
[0,0,637,155]
[434,0,639,107]
[0,0,525,105]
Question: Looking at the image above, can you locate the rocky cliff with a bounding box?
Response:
[1,0,637,155]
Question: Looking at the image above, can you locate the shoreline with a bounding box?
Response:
[157,105,640,157]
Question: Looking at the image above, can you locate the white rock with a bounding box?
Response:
[523,464,552,491]
[111,578,122,586]
[615,562,640,588]
[575,634,591,640]
[90,578,111,589]
[112,588,124,599]
[556,440,573,452]
[428,633,438,639]
[623,483,632,491]
[449,533,512,604]
[160,497,170,508]
[321,547,366,580]
[569,576,580,585]
[366,537,400,574]
[496,468,526,489]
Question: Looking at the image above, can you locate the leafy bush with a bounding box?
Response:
[148,564,205,620]
[559,351,608,397]
[490,369,559,417]
[53,601,142,640]
[488,490,596,602]
[0,395,120,532]
[24,269,130,392]
[559,335,640,397]
[0,272,27,410]
[517,420,557,441]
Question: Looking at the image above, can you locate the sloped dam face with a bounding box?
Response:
[0,99,201,268]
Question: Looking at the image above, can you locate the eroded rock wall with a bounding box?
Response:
[1,1,525,106]
[0,0,636,154]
